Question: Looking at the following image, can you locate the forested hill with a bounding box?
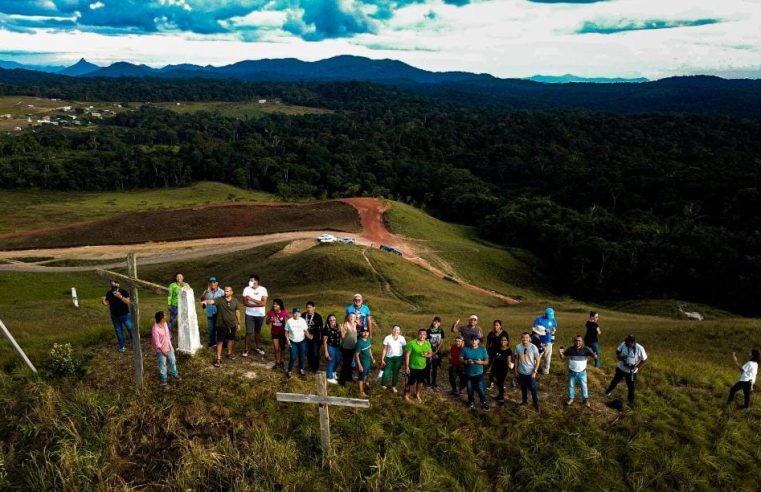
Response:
[1,66,761,118]
[0,76,760,315]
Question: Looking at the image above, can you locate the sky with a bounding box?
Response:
[0,0,759,78]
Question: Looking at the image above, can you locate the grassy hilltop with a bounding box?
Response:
[0,186,760,491]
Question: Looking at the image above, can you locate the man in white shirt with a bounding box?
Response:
[241,274,268,357]
[605,334,648,407]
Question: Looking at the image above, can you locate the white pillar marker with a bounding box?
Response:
[177,285,202,355]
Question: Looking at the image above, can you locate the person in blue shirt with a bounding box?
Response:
[345,293,376,338]
[200,276,225,348]
[533,307,558,374]
[460,335,490,410]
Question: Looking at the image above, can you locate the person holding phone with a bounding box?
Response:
[461,335,490,410]
[605,335,647,407]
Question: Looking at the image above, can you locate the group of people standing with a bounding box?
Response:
[102,275,758,410]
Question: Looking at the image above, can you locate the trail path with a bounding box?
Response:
[0,198,519,304]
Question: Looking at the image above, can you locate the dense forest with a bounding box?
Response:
[0,76,759,314]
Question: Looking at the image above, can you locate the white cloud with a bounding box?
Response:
[0,0,760,77]
[89,2,104,10]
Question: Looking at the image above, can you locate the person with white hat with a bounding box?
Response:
[533,307,558,374]
[345,293,376,338]
[451,314,483,342]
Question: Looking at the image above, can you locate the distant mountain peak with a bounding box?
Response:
[59,58,100,76]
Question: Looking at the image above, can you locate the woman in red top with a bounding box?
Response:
[448,336,466,396]
[266,298,289,370]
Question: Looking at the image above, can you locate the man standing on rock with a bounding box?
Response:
[242,274,268,357]
[533,307,557,374]
[102,279,132,352]
[200,276,225,348]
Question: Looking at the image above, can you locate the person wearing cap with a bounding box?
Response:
[101,279,132,352]
[345,293,376,338]
[605,335,648,407]
[515,332,542,410]
[242,274,268,357]
[559,335,597,407]
[448,336,467,396]
[404,328,433,402]
[200,276,225,348]
[461,334,490,410]
[451,315,484,342]
[285,307,311,377]
[354,327,375,397]
[533,307,558,374]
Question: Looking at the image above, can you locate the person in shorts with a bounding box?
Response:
[404,328,432,402]
[266,298,289,370]
[242,274,268,357]
[354,328,374,397]
[201,286,240,368]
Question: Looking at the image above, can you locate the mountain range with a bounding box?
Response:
[1,55,760,118]
[1,56,650,84]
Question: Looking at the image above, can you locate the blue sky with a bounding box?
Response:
[0,0,759,78]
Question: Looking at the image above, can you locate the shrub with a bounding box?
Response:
[49,343,79,376]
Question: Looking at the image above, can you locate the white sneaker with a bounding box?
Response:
[255,348,265,355]
[327,378,338,384]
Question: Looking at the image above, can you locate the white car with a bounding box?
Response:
[316,234,336,243]
[339,237,355,244]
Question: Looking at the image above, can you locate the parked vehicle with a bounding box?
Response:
[316,234,337,243]
[339,237,355,244]
[379,244,402,256]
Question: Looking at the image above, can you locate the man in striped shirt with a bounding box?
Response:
[559,335,597,407]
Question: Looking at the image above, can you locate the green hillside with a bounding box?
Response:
[1,229,760,489]
[0,181,276,234]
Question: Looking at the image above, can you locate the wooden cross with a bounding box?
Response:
[96,253,169,390]
[276,371,370,461]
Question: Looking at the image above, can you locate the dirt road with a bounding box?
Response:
[0,198,519,304]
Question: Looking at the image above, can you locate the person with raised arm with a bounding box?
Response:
[727,349,760,409]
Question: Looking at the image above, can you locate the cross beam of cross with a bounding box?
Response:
[276,372,370,461]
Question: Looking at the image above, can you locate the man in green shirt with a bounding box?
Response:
[167,272,187,334]
[404,328,432,402]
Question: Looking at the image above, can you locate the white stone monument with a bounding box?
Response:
[177,285,202,355]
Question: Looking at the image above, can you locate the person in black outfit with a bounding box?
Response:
[304,301,324,372]
[486,320,508,389]
[487,334,513,403]
[584,311,602,368]
[101,279,132,352]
